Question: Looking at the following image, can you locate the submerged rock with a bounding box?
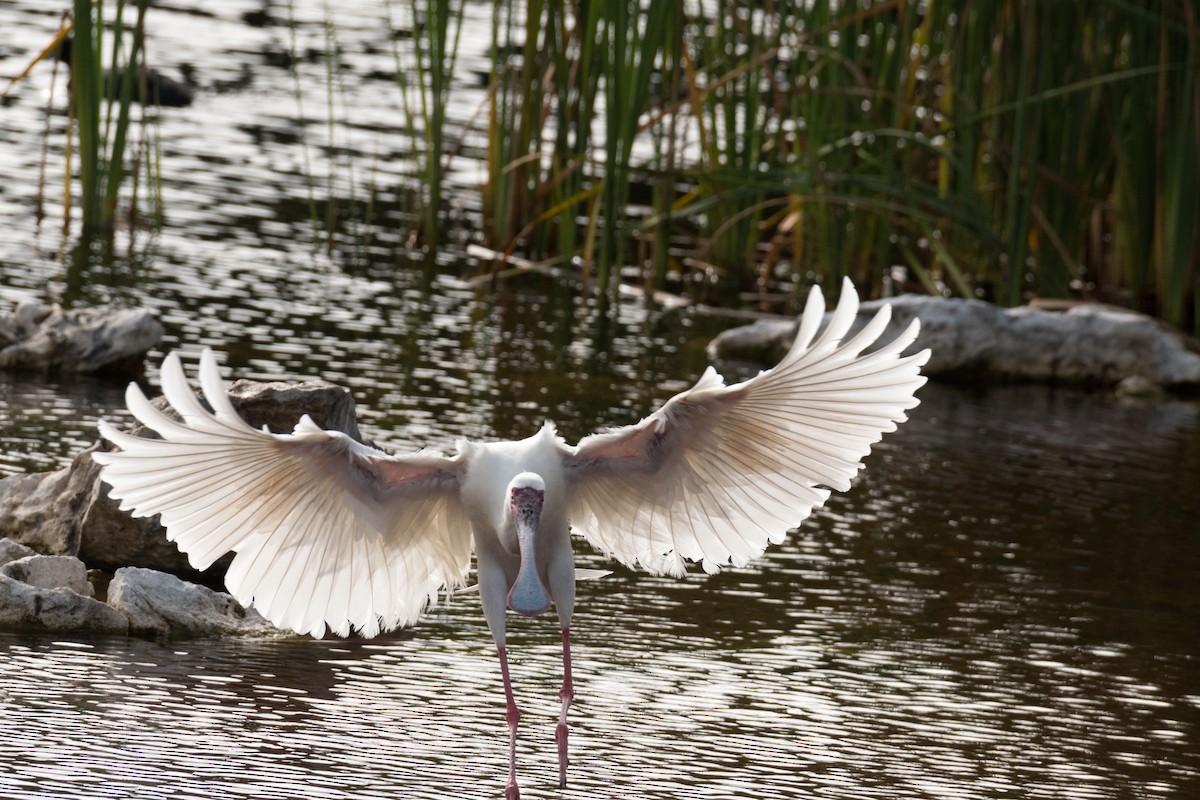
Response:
[0,302,163,377]
[708,294,1200,391]
[108,567,278,638]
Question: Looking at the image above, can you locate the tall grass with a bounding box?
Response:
[20,1,1190,327]
[659,0,1197,325]
[69,0,155,233]
[382,0,464,252]
[428,0,1196,329]
[197,0,1191,331]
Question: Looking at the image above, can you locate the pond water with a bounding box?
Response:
[1,383,1198,800]
[2,2,1200,799]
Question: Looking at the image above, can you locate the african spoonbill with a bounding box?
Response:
[93,278,929,797]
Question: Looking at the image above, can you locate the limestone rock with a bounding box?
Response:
[0,452,96,556]
[0,573,128,634]
[0,302,163,377]
[107,567,279,638]
[0,537,36,566]
[0,554,94,596]
[707,294,1200,390]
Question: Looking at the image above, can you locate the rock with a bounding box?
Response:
[107,567,279,638]
[0,554,94,596]
[1115,374,1167,399]
[707,294,1200,391]
[0,302,163,377]
[0,453,96,557]
[0,573,128,634]
[223,378,363,442]
[1002,304,1200,387]
[0,537,36,566]
[0,375,363,573]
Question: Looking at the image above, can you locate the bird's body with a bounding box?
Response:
[463,436,574,624]
[94,279,929,798]
[56,37,194,108]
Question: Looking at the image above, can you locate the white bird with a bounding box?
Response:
[93,279,929,798]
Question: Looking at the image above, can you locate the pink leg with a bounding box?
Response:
[498,645,521,800]
[556,628,574,788]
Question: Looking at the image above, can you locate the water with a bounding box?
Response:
[2,2,1200,798]
[1,385,1196,799]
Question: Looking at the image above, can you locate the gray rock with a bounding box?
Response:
[108,567,278,638]
[0,302,163,377]
[0,376,363,574]
[708,294,1200,390]
[0,451,97,557]
[223,378,362,443]
[1115,374,1166,399]
[0,573,128,634]
[0,554,94,596]
[0,537,36,566]
[1002,304,1200,386]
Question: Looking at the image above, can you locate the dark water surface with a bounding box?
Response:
[2,1,1199,798]
[2,382,1199,799]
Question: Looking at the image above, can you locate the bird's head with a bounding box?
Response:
[506,472,550,616]
[508,472,546,524]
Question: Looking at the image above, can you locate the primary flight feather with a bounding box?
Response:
[94,278,929,798]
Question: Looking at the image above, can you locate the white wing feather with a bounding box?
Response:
[563,278,929,576]
[93,349,471,638]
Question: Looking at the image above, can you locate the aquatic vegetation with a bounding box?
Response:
[67,0,160,234]
[12,1,1190,329]
[383,0,1197,329]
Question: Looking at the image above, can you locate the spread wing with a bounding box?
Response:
[562,278,929,576]
[93,349,471,638]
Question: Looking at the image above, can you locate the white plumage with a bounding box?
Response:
[93,278,929,797]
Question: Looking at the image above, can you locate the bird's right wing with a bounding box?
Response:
[562,278,929,576]
[93,350,471,638]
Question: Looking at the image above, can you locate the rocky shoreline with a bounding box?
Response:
[0,301,363,638]
[0,541,276,638]
[709,293,1200,394]
[0,357,360,639]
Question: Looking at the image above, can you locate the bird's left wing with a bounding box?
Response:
[93,349,471,638]
[562,278,929,576]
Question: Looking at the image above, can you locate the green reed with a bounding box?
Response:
[69,0,153,233]
[396,0,465,253]
[482,2,601,271]
[658,0,1196,327]
[355,1,1198,327]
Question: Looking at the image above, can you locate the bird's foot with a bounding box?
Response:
[556,721,569,788]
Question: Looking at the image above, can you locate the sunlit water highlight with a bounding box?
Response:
[1,1,1198,798]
